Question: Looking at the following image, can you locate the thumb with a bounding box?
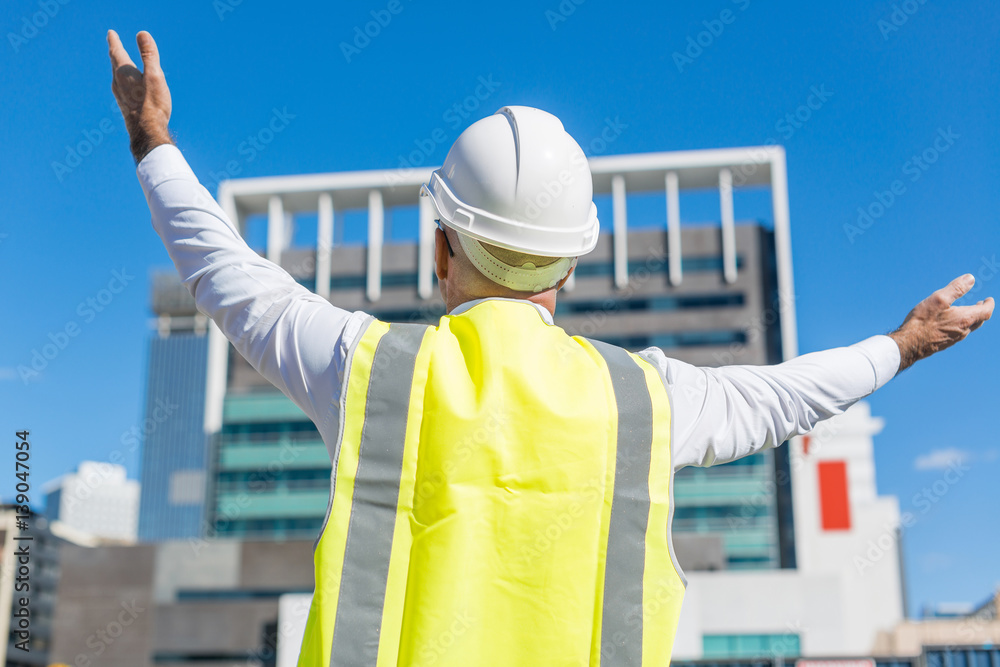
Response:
[938,273,976,305]
[136,31,161,73]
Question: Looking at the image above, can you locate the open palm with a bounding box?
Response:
[107,30,172,162]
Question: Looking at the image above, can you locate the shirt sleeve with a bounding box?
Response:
[136,143,368,434]
[637,336,901,471]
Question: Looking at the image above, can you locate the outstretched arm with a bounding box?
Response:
[649,275,993,470]
[108,30,366,435]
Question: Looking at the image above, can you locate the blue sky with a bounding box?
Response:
[1,0,996,616]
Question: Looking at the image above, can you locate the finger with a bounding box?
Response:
[983,296,995,320]
[136,31,161,74]
[955,298,994,329]
[107,30,135,71]
[935,273,976,306]
[974,297,995,330]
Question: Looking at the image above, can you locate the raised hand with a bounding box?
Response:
[107,30,173,163]
[889,274,994,371]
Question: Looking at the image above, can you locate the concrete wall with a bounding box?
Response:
[51,544,156,667]
[51,539,316,666]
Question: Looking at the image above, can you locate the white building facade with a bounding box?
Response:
[44,461,140,542]
[672,402,905,658]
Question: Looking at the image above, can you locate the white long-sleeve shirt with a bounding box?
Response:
[137,144,900,471]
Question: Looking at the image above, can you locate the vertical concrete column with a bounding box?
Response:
[316,193,333,299]
[666,171,682,286]
[769,149,798,359]
[366,190,384,302]
[418,195,435,300]
[267,195,285,265]
[612,174,628,290]
[719,168,737,284]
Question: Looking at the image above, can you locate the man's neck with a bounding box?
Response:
[446,289,557,317]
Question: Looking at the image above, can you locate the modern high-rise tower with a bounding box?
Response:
[136,275,211,541]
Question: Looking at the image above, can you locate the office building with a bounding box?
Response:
[44,461,139,542]
[201,146,798,573]
[136,275,211,542]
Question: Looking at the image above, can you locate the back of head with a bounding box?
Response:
[421,106,600,293]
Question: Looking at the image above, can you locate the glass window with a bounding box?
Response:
[703,632,800,658]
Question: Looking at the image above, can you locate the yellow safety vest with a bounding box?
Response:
[298,300,684,666]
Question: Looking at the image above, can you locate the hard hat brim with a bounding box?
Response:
[421,173,599,258]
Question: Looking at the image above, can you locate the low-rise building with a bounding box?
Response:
[44,462,140,543]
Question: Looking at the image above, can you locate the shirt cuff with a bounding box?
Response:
[851,334,901,392]
[136,143,196,200]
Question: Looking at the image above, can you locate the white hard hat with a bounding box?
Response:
[421,106,600,259]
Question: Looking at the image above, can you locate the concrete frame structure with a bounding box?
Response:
[208,145,797,436]
[197,147,799,566]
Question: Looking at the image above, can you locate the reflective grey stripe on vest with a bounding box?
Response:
[329,323,427,666]
[589,339,654,666]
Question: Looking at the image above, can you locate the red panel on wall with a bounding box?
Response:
[818,460,851,531]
